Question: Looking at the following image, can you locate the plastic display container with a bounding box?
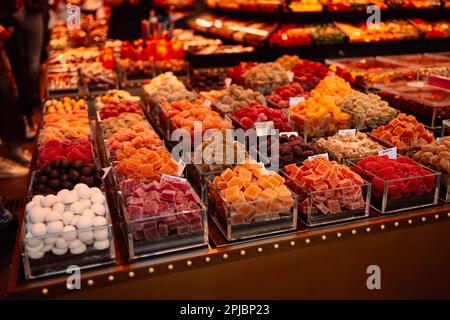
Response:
[206,173,298,241]
[326,56,416,90]
[282,171,371,227]
[350,157,440,214]
[374,82,450,128]
[21,195,115,279]
[118,180,208,260]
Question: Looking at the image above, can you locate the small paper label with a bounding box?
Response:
[289,97,305,107]
[443,120,450,128]
[204,99,212,108]
[255,121,275,137]
[161,174,187,183]
[101,166,111,179]
[224,78,232,87]
[308,153,329,161]
[338,129,356,136]
[437,137,443,143]
[279,131,298,137]
[378,147,397,159]
[287,71,294,82]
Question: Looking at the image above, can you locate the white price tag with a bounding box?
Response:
[279,131,298,137]
[204,99,212,108]
[255,121,275,137]
[287,71,294,82]
[406,81,425,88]
[161,174,187,183]
[224,78,232,87]
[308,153,329,161]
[101,166,111,180]
[378,147,397,159]
[437,137,443,143]
[338,129,356,136]
[443,120,450,128]
[289,97,305,107]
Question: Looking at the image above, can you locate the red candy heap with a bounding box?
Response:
[232,103,291,132]
[291,60,328,92]
[266,82,306,109]
[353,155,435,198]
[38,139,93,168]
[99,100,142,120]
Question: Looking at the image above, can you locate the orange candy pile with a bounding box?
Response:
[40,107,90,144]
[211,161,294,224]
[115,147,180,181]
[43,97,87,114]
[161,99,231,133]
[371,113,435,150]
[107,126,164,158]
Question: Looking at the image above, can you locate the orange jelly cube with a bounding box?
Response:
[140,163,153,177]
[223,185,241,203]
[259,188,277,200]
[257,178,275,190]
[220,168,234,182]
[268,199,283,212]
[243,184,262,201]
[238,168,253,184]
[126,159,141,172]
[227,176,244,189]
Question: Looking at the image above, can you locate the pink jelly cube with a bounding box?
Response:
[132,227,144,241]
[158,223,169,237]
[128,205,143,219]
[127,197,143,206]
[189,221,203,233]
[145,190,160,201]
[143,200,159,216]
[315,202,330,215]
[325,199,341,214]
[143,226,159,241]
[161,189,176,202]
[176,223,190,235]
[158,201,170,213]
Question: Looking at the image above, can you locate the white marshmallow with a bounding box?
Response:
[62,225,77,242]
[25,200,39,212]
[55,237,68,249]
[90,187,102,195]
[94,239,110,250]
[70,215,80,226]
[47,221,64,234]
[52,202,65,214]
[69,239,87,255]
[44,237,57,245]
[61,192,77,204]
[76,216,93,229]
[69,190,80,201]
[52,246,68,256]
[57,189,71,198]
[28,250,44,260]
[42,243,53,252]
[62,211,74,225]
[26,240,44,252]
[92,216,107,227]
[45,210,62,222]
[84,238,94,246]
[91,203,106,216]
[94,228,109,241]
[42,194,58,207]
[90,193,105,204]
[79,199,92,210]
[31,223,47,236]
[25,232,42,247]
[74,183,89,190]
[78,230,94,243]
[82,209,95,220]
[29,207,46,223]
[69,201,84,214]
[32,195,44,203]
[77,186,91,199]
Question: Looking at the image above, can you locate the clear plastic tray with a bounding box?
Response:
[206,172,298,241]
[349,157,440,214]
[282,170,370,227]
[374,82,450,128]
[118,180,208,260]
[21,194,115,279]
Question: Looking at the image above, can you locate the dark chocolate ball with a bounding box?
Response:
[42,165,51,176]
[37,175,48,184]
[61,181,74,190]
[49,169,60,179]
[51,160,60,170]
[68,169,81,183]
[48,178,61,190]
[74,161,84,170]
[60,173,69,181]
[60,159,73,170]
[81,166,93,176]
[81,176,95,187]
[35,184,46,192]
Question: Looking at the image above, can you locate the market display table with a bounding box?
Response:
[7,204,450,299]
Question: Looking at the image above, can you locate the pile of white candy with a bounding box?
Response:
[24,183,110,260]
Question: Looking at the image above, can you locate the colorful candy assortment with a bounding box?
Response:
[213,84,266,114]
[143,72,196,104]
[275,55,302,71]
[283,158,366,215]
[413,137,450,174]
[243,62,291,94]
[371,113,435,150]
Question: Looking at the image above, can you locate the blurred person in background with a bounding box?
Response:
[0,0,30,178]
[6,0,49,139]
